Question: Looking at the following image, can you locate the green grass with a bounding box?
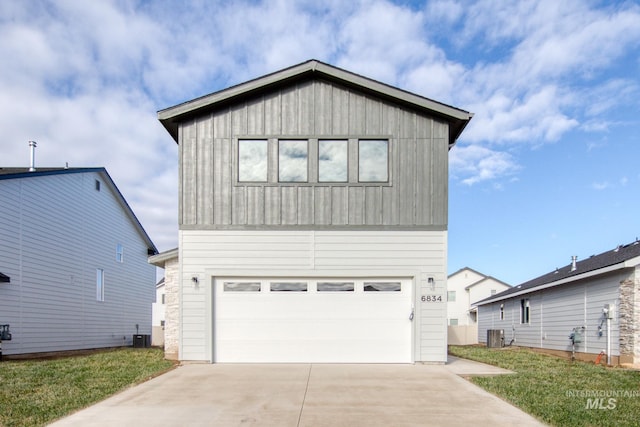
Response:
[0,348,176,427]
[449,345,640,427]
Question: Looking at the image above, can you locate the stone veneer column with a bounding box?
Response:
[163,256,180,360]
[618,267,639,364]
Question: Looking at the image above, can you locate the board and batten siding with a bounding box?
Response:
[477,271,623,355]
[178,79,449,230]
[0,172,156,355]
[178,229,448,362]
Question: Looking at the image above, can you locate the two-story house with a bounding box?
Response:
[152,60,472,363]
[0,167,157,356]
[447,267,510,345]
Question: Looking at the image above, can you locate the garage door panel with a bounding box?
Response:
[214,278,412,363]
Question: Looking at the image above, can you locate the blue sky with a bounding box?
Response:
[1,0,639,285]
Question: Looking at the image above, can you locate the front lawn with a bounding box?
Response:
[449,345,640,427]
[0,348,176,427]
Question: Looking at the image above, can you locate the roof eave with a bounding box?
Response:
[475,260,631,306]
[148,247,179,267]
[158,59,473,145]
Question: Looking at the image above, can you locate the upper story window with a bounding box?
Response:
[447,290,456,302]
[116,243,124,263]
[235,137,390,186]
[238,139,268,182]
[318,139,348,182]
[278,140,308,182]
[358,139,388,182]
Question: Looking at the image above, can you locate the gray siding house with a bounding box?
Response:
[153,60,472,363]
[0,167,157,356]
[476,241,640,366]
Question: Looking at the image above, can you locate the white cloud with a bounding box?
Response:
[592,182,610,191]
[449,144,520,185]
[1,0,639,249]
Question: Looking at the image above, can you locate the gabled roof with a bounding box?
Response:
[476,240,640,305]
[158,59,473,148]
[0,167,157,255]
[0,272,9,283]
[464,276,511,291]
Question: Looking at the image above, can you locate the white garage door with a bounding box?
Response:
[214,278,413,363]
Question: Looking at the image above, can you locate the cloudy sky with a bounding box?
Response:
[1,0,639,285]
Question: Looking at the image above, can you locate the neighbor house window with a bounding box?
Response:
[278,140,308,182]
[448,291,456,302]
[161,294,166,304]
[358,139,388,182]
[449,318,458,326]
[238,139,268,182]
[520,298,530,324]
[500,304,504,320]
[318,139,348,182]
[116,243,124,263]
[96,269,105,302]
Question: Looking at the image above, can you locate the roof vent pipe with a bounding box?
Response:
[571,256,578,272]
[28,141,37,172]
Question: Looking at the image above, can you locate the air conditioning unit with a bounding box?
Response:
[487,329,504,348]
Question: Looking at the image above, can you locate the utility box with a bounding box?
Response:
[133,334,150,348]
[487,329,504,348]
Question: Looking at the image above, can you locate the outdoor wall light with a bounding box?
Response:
[428,277,435,290]
[191,276,199,284]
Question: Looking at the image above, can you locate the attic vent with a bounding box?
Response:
[95,180,101,191]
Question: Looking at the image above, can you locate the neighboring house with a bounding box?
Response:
[151,278,166,347]
[476,240,640,366]
[0,167,157,356]
[152,59,472,363]
[447,267,510,345]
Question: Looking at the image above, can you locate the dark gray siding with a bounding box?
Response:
[178,79,449,229]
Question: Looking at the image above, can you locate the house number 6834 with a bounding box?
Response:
[421,295,442,302]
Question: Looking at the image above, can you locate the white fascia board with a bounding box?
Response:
[148,247,179,267]
[476,261,628,305]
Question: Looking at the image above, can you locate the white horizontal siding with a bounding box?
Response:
[179,229,447,362]
[477,272,624,356]
[0,172,156,355]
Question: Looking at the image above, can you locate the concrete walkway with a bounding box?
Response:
[49,357,544,427]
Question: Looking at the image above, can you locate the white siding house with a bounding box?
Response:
[447,267,510,345]
[476,241,640,366]
[0,167,157,356]
[153,60,472,363]
[151,278,166,347]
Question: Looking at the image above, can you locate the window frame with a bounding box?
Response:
[318,139,349,183]
[116,243,124,263]
[357,139,389,183]
[233,136,392,187]
[238,139,269,183]
[278,139,309,183]
[96,269,105,302]
[520,298,530,324]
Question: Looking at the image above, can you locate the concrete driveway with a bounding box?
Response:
[49,357,545,427]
